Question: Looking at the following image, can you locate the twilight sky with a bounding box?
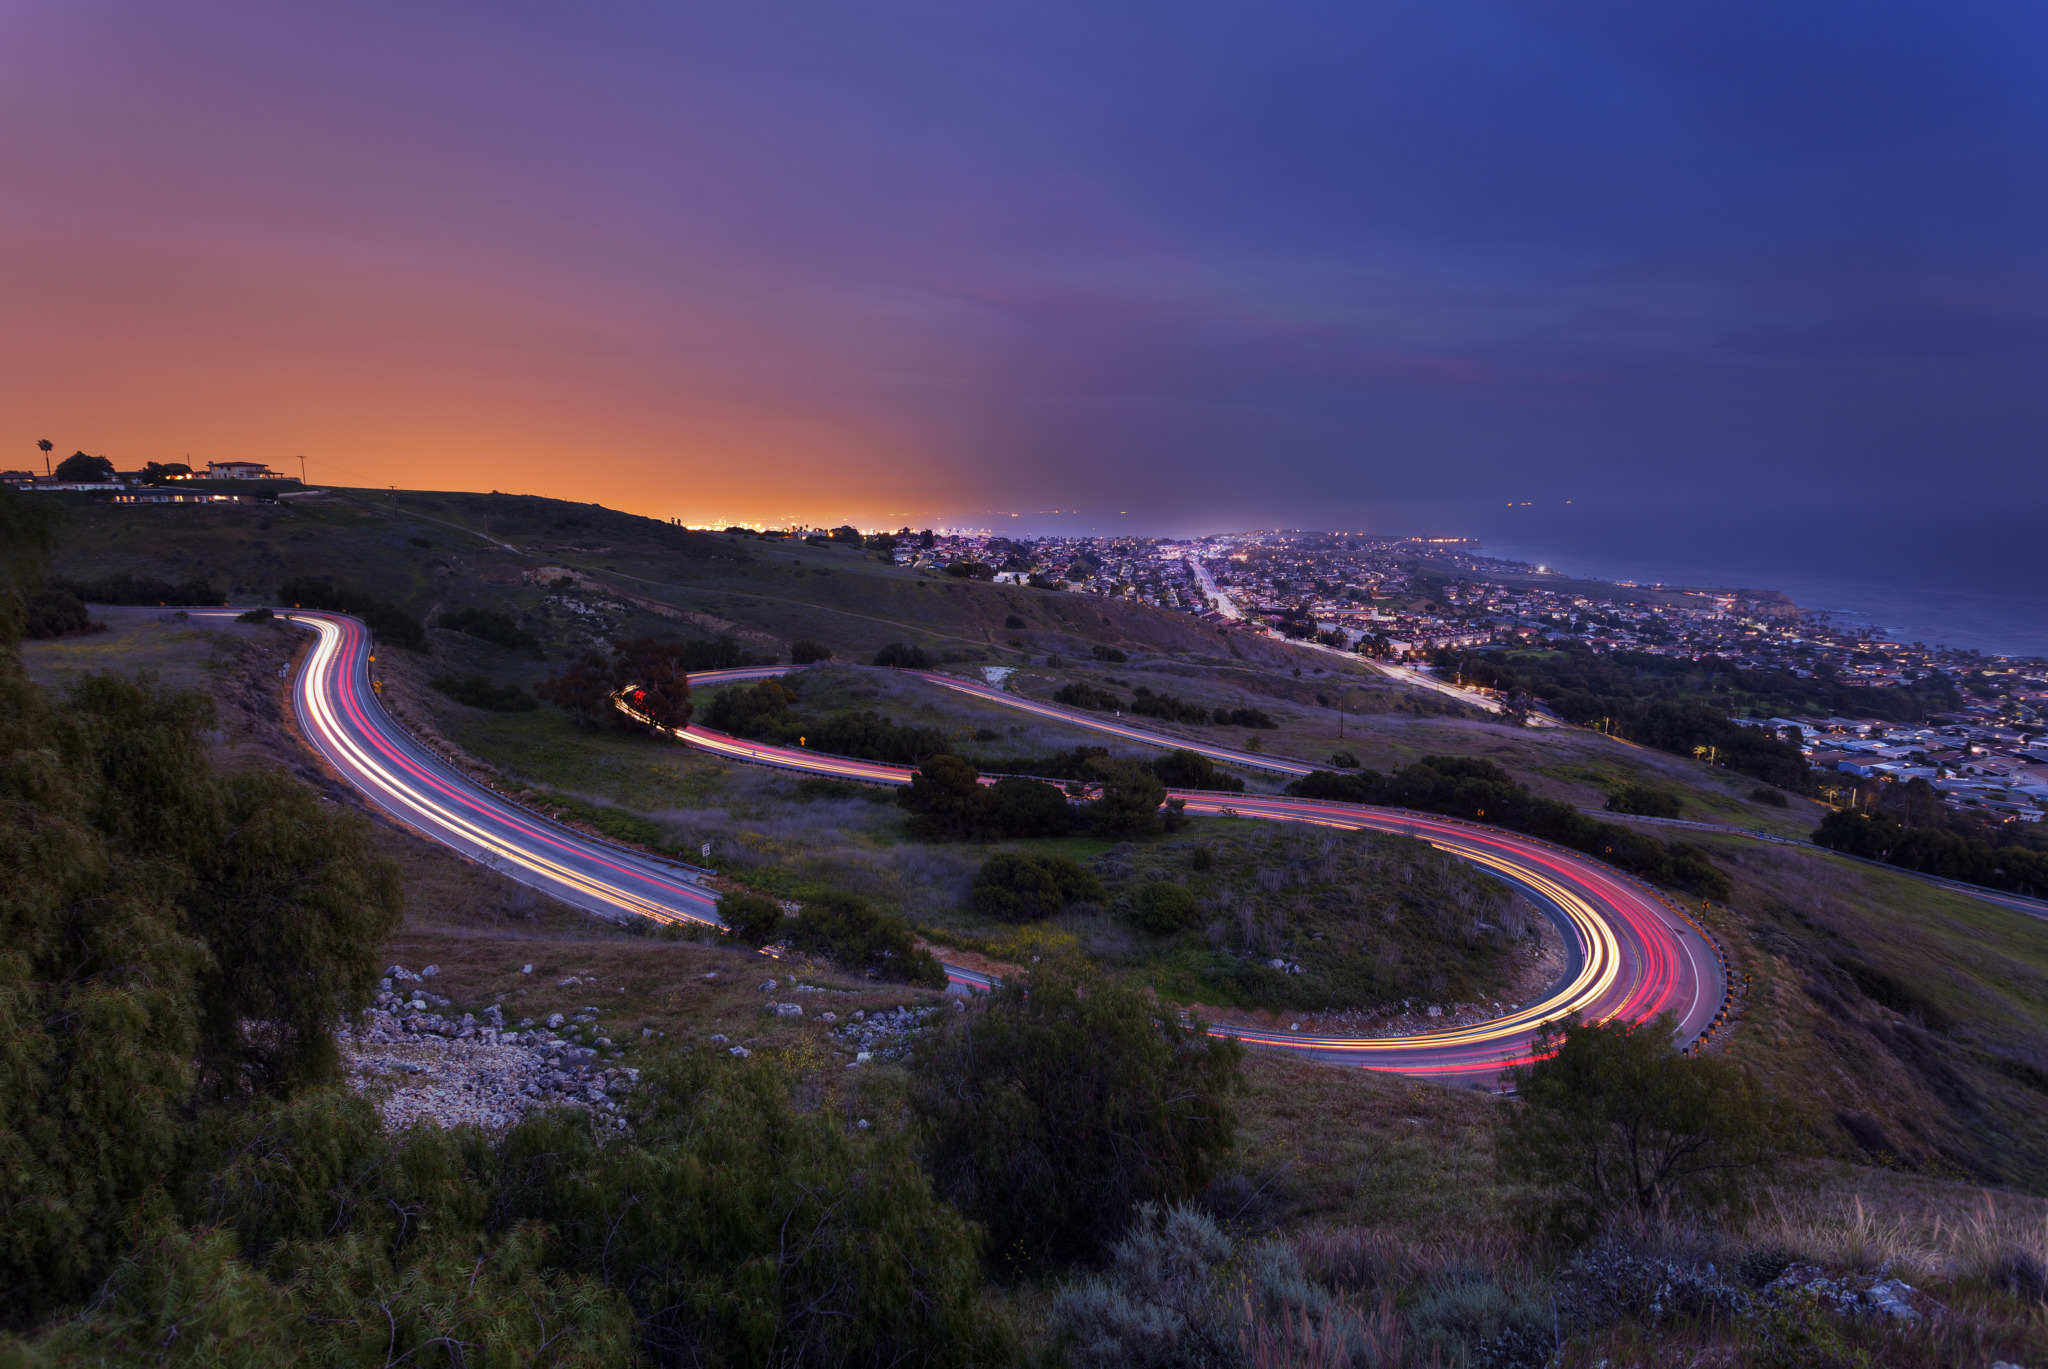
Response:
[4,1,2045,559]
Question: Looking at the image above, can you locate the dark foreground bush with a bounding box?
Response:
[1500,1012,1779,1236]
[23,587,96,639]
[790,638,832,664]
[16,1056,1005,1367]
[913,967,1242,1267]
[430,672,538,711]
[969,852,1104,921]
[0,657,403,1323]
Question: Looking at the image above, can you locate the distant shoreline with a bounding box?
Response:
[1479,540,2048,661]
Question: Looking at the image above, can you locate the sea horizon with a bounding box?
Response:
[1477,539,2048,663]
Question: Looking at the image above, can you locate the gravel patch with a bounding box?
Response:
[341,966,642,1132]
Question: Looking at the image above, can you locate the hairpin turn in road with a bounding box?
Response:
[227,612,1728,1085]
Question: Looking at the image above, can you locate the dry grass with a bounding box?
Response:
[1233,1050,1522,1240]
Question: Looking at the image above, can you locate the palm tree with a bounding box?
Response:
[37,438,52,475]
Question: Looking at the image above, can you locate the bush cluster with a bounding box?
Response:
[913,967,1241,1266]
[1054,681,1124,711]
[1290,755,1731,898]
[1151,747,1245,793]
[720,889,944,987]
[22,587,97,639]
[873,641,933,668]
[1815,803,2048,897]
[969,852,1105,921]
[1606,783,1684,818]
[899,755,1074,839]
[790,637,832,664]
[1128,686,1210,724]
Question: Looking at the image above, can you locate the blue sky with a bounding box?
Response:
[4,1,2044,571]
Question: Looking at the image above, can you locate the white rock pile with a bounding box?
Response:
[829,1003,950,1063]
[340,964,641,1132]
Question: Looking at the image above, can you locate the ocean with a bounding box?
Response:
[1474,512,2048,660]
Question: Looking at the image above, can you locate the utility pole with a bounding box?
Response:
[298,454,307,484]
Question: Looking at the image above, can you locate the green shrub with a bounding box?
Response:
[900,759,1072,840]
[1091,645,1128,663]
[1213,705,1278,728]
[1129,687,1209,724]
[0,661,402,1320]
[1152,748,1245,792]
[1086,757,1167,837]
[790,638,832,664]
[1499,1012,1780,1236]
[235,605,274,624]
[1750,785,1790,807]
[23,588,95,639]
[969,853,1105,922]
[1329,751,1360,769]
[718,891,785,946]
[1606,783,1684,818]
[912,967,1242,1266]
[1054,681,1123,710]
[790,891,945,986]
[1132,879,1201,934]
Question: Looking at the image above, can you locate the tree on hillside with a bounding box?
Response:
[1086,756,1167,837]
[610,636,694,731]
[913,967,1242,1266]
[0,656,402,1319]
[1499,1013,1779,1235]
[54,451,114,482]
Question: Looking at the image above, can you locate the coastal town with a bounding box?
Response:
[902,527,2048,821]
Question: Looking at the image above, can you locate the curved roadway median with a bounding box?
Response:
[225,612,1730,1085]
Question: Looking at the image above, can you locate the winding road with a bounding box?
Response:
[226,611,1730,1084]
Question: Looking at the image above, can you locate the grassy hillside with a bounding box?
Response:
[38,489,2048,1197]
[44,487,1335,674]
